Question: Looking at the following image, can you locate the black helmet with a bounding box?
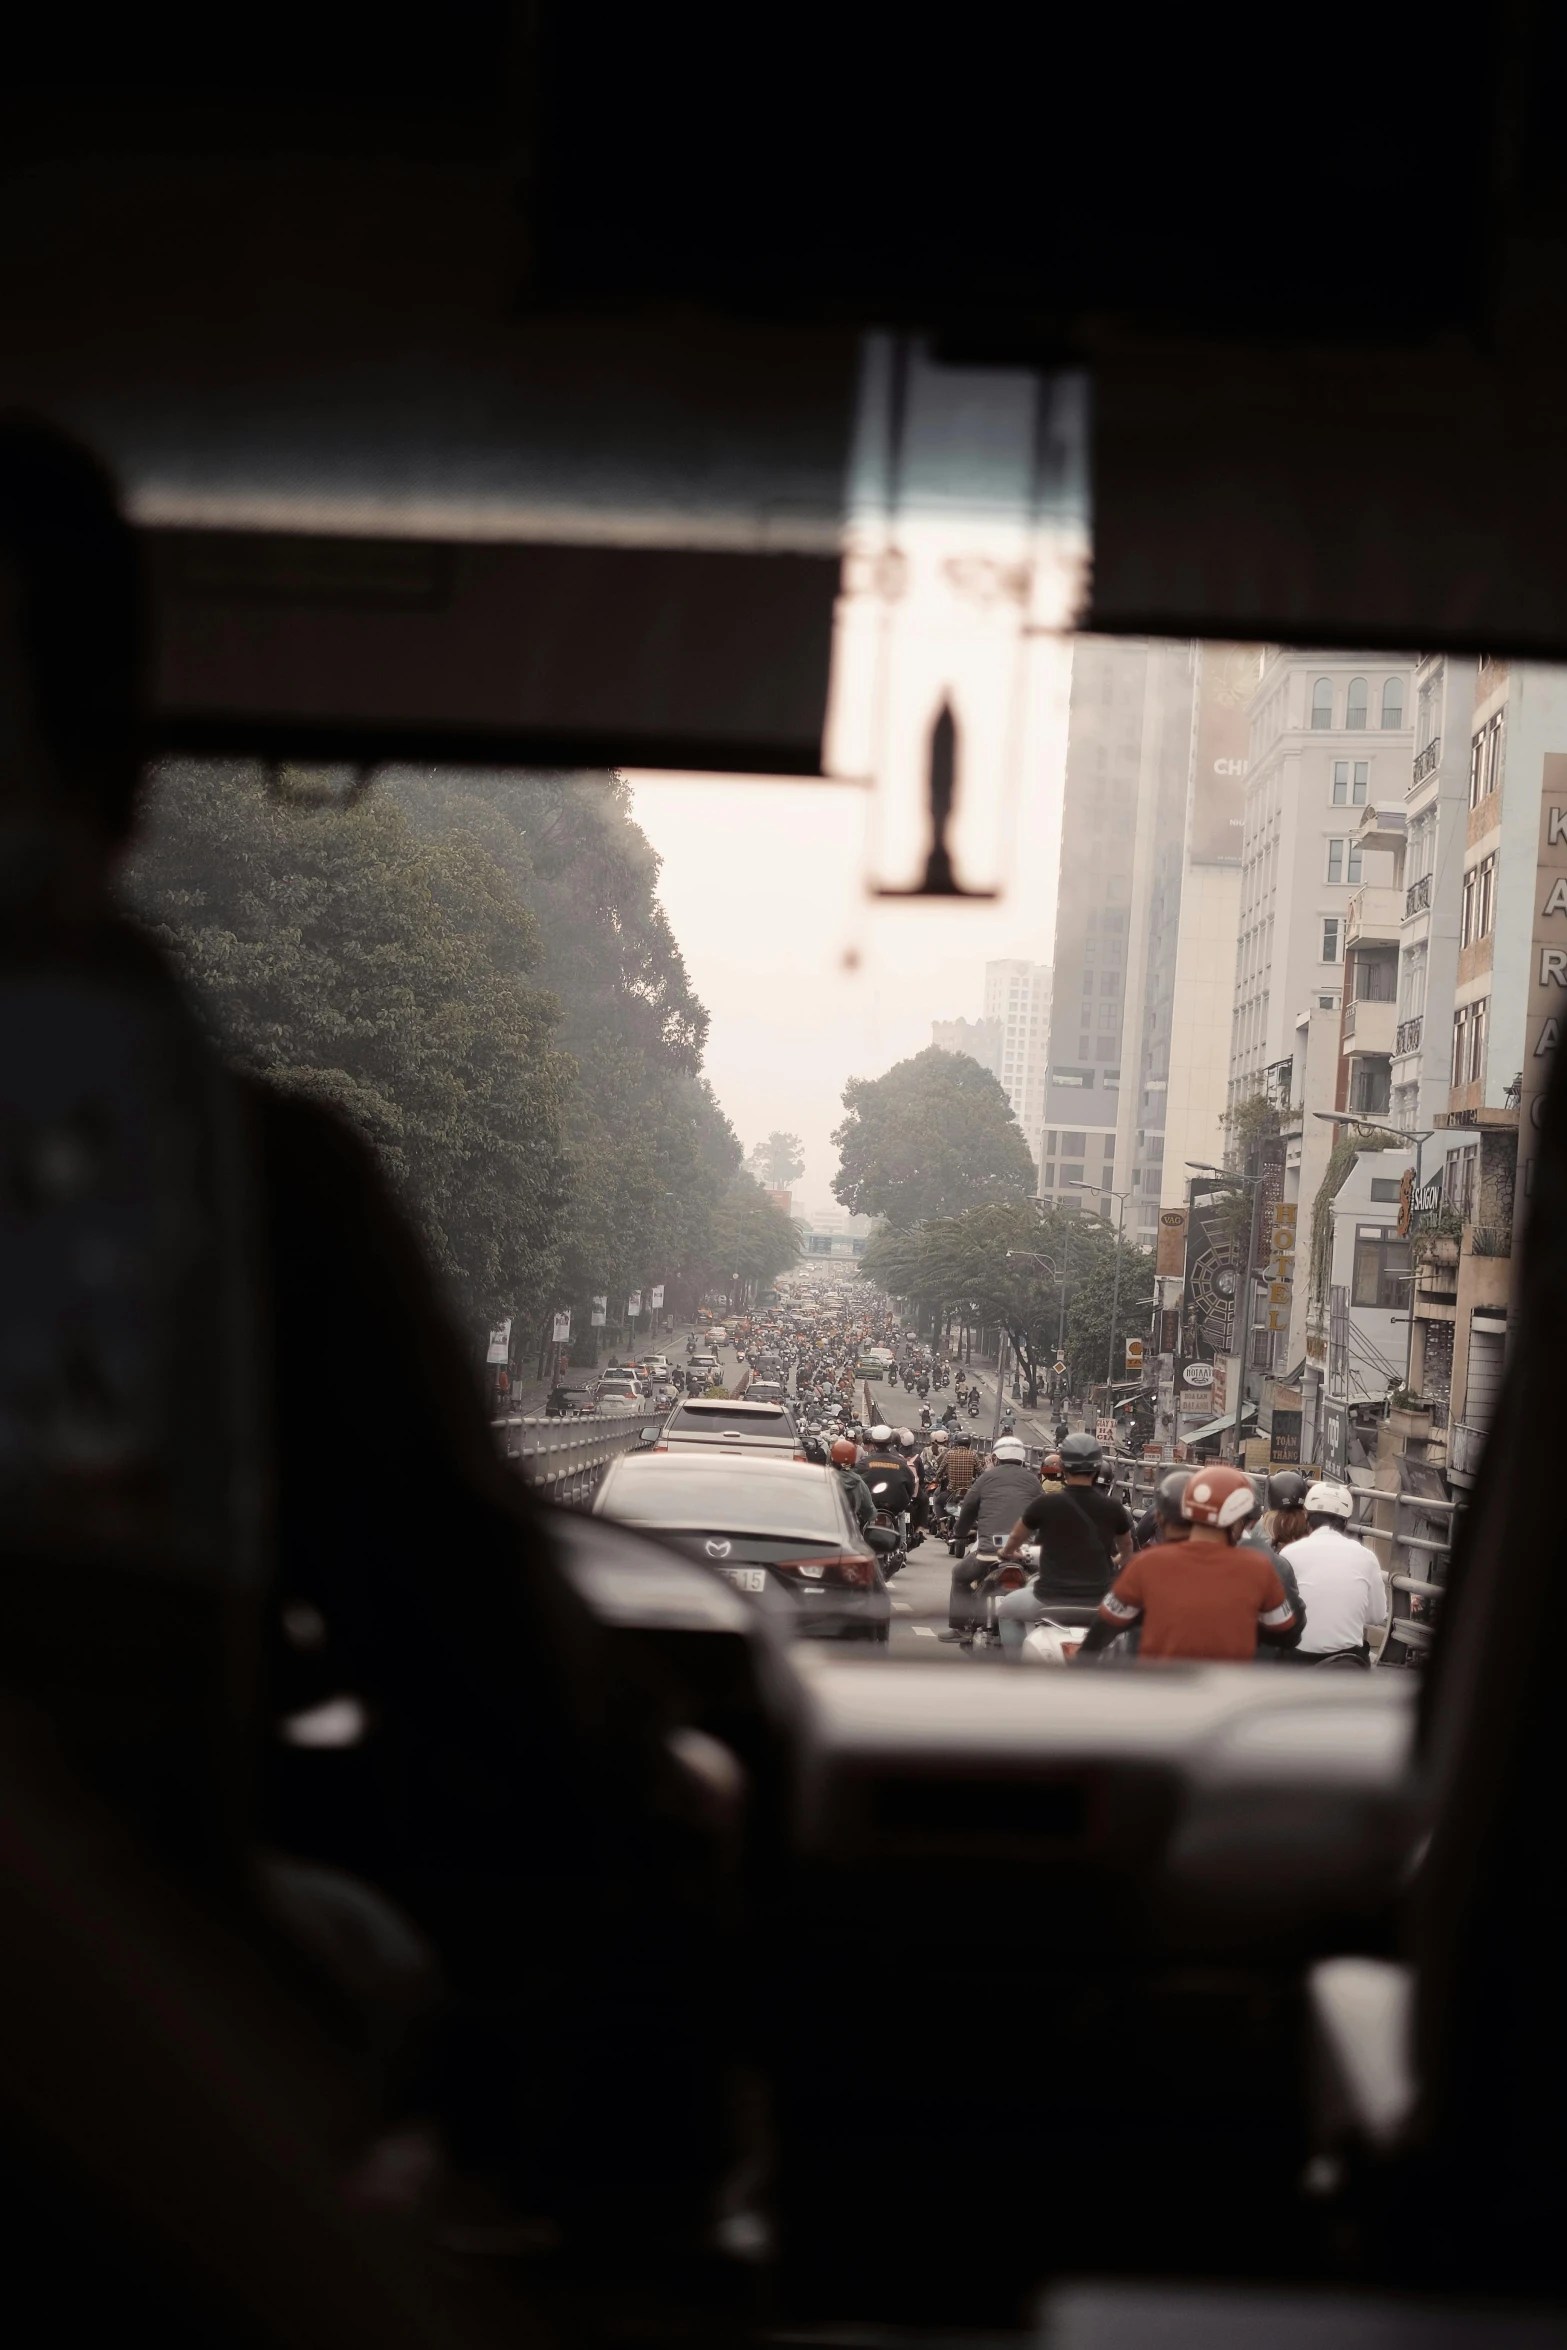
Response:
[1267,1470,1309,1509]
[1156,1468,1191,1516]
[1059,1432,1103,1475]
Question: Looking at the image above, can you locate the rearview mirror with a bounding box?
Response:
[637,1423,661,1447]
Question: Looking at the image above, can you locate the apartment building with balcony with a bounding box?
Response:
[1392,654,1477,1130]
[1228,650,1414,1113]
[1400,660,1567,1482]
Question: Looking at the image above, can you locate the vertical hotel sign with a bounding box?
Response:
[1517,752,1567,1230]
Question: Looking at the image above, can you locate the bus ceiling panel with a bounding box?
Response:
[146,533,841,776]
[1088,337,1567,660]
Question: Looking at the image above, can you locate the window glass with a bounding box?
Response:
[1351,1233,1411,1310]
[1381,678,1404,728]
[1331,760,1348,805]
[1348,842,1363,885]
[1321,916,1342,962]
[1327,839,1345,883]
[1352,761,1369,804]
[1346,677,1369,729]
[1311,677,1333,728]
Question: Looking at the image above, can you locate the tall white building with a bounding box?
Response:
[982,960,1051,1152]
[1228,652,1414,1114]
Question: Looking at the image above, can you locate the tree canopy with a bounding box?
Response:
[748,1131,805,1187]
[124,761,792,1353]
[863,1199,1152,1401]
[831,1047,1036,1229]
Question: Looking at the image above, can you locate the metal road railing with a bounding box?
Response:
[491,1410,653,1506]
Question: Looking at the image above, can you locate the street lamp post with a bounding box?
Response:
[1068,1183,1134,1424]
[1186,1157,1262,1466]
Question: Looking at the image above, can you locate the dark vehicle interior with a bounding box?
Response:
[4,7,1567,2346]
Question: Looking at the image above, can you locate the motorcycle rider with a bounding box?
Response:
[1075,1463,1297,1663]
[998,1433,1132,1603]
[940,1436,1042,1642]
[1278,1481,1387,1665]
[860,1424,916,1520]
[937,1426,981,1510]
[830,1435,877,1535]
[1259,1468,1310,1548]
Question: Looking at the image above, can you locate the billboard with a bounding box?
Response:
[1183,1180,1242,1357]
[1189,642,1262,866]
[1155,1206,1188,1276]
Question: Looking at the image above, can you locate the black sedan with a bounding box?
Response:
[592,1451,891,1643]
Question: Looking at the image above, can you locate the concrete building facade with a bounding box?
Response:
[1228,651,1414,1115]
[982,960,1051,1151]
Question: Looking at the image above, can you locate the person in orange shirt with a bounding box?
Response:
[1074,1462,1296,1664]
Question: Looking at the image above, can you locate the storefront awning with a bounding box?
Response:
[1183,1402,1259,1444]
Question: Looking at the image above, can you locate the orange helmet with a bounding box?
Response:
[1180,1463,1257,1531]
[830,1437,858,1466]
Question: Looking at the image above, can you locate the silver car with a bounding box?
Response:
[658,1396,802,1458]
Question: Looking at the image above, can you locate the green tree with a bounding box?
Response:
[750,1131,805,1187]
[864,1198,1150,1403]
[125,761,574,1332]
[831,1047,1035,1228]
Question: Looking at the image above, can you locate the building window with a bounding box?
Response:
[1346,677,1369,729]
[1326,840,1364,885]
[1352,1227,1412,1310]
[1100,971,1118,994]
[1042,1165,1055,1187]
[1061,1161,1084,1188]
[1311,678,1333,728]
[1321,916,1343,962]
[1477,851,1496,939]
[1064,1133,1086,1155]
[1330,759,1370,806]
[1381,678,1404,729]
[1451,997,1490,1088]
[1356,954,1397,1002]
[1045,1131,1057,1155]
[1469,709,1506,808]
[1444,1143,1479,1219]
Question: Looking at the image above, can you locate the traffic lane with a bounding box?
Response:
[884,1525,972,1660]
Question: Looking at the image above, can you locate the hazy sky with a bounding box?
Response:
[629,714,1069,1214]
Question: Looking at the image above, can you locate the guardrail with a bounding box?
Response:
[490,1410,653,1506]
[1412,737,1441,785]
[1405,873,1432,916]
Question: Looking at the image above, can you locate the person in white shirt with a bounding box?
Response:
[1279,1482,1388,1663]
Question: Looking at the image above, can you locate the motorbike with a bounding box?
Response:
[1018,1602,1101,1665]
[951,1536,1033,1652]
[919,1405,932,1430]
[865,1479,909,1578]
[965,1386,981,1415]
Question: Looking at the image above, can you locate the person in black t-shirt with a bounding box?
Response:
[997,1434,1133,1602]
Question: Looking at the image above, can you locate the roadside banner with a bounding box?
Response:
[1095,1418,1114,1445]
[486,1318,512,1365]
[591,1295,607,1327]
[552,1309,571,1343]
[627,1289,642,1320]
[649,1284,665,1310]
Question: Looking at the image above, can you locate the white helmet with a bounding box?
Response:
[1304,1480,1355,1521]
[930,1428,949,1445]
[994,1436,1027,1463]
[869,1424,893,1444]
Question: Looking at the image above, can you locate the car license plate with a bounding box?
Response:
[722,1566,767,1594]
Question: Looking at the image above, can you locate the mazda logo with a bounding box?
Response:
[705,1539,732,1559]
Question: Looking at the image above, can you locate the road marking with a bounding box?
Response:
[912,1625,937,1638]
[892,1600,911,1611]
